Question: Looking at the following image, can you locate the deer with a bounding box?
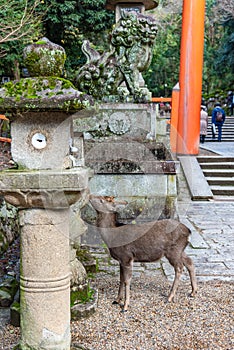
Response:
[89,195,197,312]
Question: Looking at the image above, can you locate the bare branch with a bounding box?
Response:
[0,0,42,44]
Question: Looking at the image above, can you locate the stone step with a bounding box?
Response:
[197,156,234,163]
[211,117,234,120]
[212,195,234,202]
[199,162,234,169]
[205,136,234,142]
[210,185,234,196]
[206,177,234,186]
[202,169,234,177]
[196,154,234,198]
[206,130,234,134]
[206,129,234,134]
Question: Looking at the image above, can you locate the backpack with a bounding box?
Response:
[215,110,223,122]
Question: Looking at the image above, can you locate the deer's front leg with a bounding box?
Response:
[122,259,133,312]
[113,264,124,305]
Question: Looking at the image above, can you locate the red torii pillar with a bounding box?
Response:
[176,0,205,155]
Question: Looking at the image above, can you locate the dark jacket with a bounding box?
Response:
[212,106,226,124]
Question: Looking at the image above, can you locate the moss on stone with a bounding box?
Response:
[23,38,66,77]
[0,77,94,114]
[2,77,74,99]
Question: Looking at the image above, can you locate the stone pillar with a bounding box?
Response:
[19,209,71,349]
[0,168,91,349]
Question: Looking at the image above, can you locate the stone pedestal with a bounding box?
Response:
[0,167,91,350]
[20,209,71,349]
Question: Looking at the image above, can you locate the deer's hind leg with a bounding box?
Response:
[167,263,184,302]
[165,250,184,302]
[113,259,133,312]
[182,252,197,297]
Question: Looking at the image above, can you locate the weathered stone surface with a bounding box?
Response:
[105,0,158,11]
[76,102,176,224]
[0,199,19,255]
[70,259,87,288]
[89,174,169,197]
[76,11,157,102]
[0,168,91,190]
[0,168,92,209]
[74,103,155,139]
[20,208,71,349]
[0,36,92,350]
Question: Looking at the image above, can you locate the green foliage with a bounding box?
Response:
[0,0,114,80]
[144,0,234,97]
[37,0,114,79]
[201,0,234,93]
[0,0,43,79]
[215,18,234,77]
[0,0,233,98]
[143,10,182,96]
[70,282,94,306]
[0,41,25,77]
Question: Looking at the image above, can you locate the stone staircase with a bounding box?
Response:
[196,114,234,199]
[197,156,234,198]
[206,116,234,142]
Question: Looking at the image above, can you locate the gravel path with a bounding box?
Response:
[1,271,233,349]
[72,274,234,350]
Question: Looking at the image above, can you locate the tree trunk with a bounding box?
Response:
[13,60,20,80]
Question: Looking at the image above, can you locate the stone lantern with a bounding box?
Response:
[0,38,94,349]
[105,0,158,22]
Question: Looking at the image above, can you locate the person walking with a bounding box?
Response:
[200,105,208,143]
[211,102,226,142]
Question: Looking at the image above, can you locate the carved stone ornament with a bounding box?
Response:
[108,112,131,134]
[76,11,157,102]
[3,190,81,209]
[23,37,66,77]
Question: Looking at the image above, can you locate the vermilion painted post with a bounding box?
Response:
[170,82,180,153]
[176,0,205,155]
